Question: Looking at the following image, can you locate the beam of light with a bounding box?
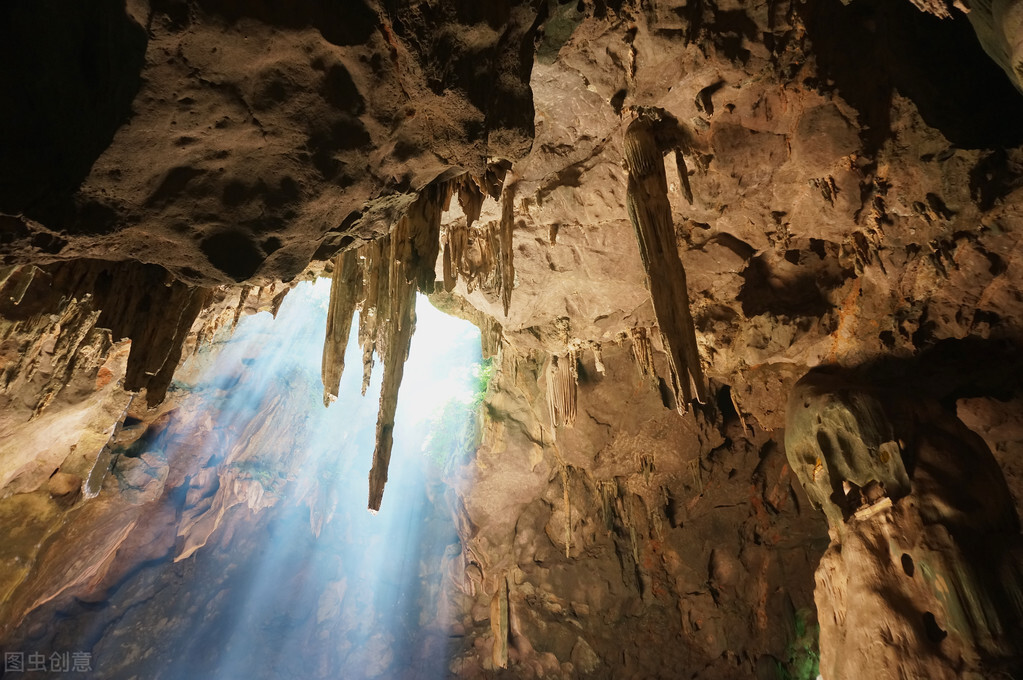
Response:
[95,281,482,679]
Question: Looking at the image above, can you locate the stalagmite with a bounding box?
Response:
[320,250,362,406]
[624,111,707,412]
[786,369,1023,680]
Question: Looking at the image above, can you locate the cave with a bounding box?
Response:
[2,1,1023,679]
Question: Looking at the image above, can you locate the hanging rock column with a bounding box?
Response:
[319,178,488,511]
[784,369,1023,680]
[623,110,706,412]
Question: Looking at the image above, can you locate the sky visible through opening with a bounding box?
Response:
[142,280,484,679]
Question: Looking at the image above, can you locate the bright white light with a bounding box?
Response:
[397,298,482,426]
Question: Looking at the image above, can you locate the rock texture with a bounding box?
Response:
[3,0,1023,678]
[0,0,540,284]
[786,366,1023,680]
[624,109,707,411]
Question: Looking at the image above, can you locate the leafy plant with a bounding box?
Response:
[422,358,494,471]
[233,459,283,489]
[776,608,820,680]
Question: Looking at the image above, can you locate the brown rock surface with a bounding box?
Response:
[786,366,1023,680]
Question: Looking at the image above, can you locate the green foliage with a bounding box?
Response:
[233,458,284,490]
[422,358,494,471]
[469,357,494,409]
[776,608,820,680]
[536,0,586,64]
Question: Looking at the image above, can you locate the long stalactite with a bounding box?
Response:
[623,111,707,412]
[321,250,361,406]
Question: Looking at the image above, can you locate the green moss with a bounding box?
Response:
[536,0,585,65]
[776,608,820,680]
[233,459,283,489]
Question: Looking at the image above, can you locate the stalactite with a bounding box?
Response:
[673,149,694,205]
[84,396,136,498]
[367,220,419,512]
[319,172,509,509]
[358,240,383,395]
[498,181,517,316]
[231,286,251,329]
[441,210,501,298]
[442,220,495,296]
[546,353,578,439]
[399,180,453,292]
[436,164,519,320]
[490,574,510,669]
[268,284,290,318]
[457,174,485,229]
[561,465,571,558]
[629,327,656,378]
[598,480,616,532]
[0,265,144,417]
[320,250,362,406]
[441,227,461,293]
[624,111,707,412]
[592,344,606,375]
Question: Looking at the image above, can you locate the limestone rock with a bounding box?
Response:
[46,472,81,507]
[787,368,1023,680]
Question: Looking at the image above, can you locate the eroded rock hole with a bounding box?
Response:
[901,553,914,578]
[923,612,947,643]
[200,231,265,282]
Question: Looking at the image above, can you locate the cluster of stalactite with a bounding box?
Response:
[189,283,293,354]
[628,327,656,379]
[0,261,209,414]
[321,173,511,510]
[1,266,112,418]
[440,167,517,316]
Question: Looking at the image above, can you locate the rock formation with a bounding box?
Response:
[624,108,708,412]
[3,0,1023,678]
[786,367,1023,679]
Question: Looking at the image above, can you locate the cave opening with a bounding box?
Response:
[17,280,487,680]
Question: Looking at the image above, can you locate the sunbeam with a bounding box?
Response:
[85,280,484,680]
